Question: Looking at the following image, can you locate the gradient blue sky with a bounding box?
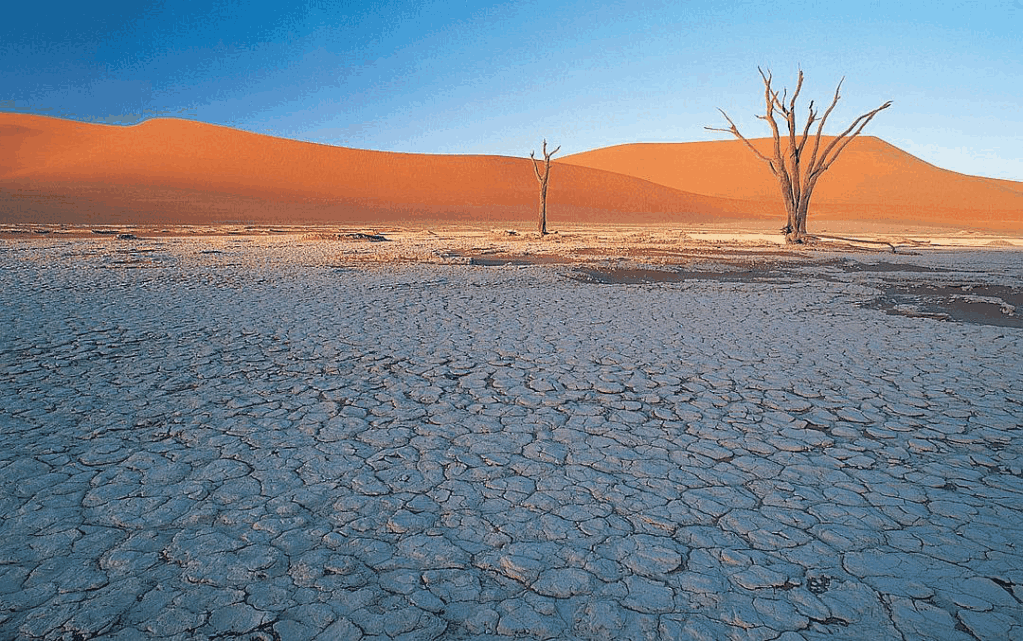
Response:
[4,0,1022,180]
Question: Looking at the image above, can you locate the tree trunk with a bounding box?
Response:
[781,183,806,243]
[784,208,807,242]
[538,182,548,235]
[787,205,807,243]
[531,140,559,237]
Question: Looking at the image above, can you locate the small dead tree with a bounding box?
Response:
[530,139,560,235]
[708,68,892,243]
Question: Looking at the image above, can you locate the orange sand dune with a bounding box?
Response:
[561,138,1023,231]
[0,114,758,227]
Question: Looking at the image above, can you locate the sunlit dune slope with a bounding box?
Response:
[561,138,1023,230]
[0,114,758,226]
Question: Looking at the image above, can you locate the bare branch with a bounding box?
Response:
[814,100,893,175]
[786,69,806,159]
[797,100,816,157]
[758,69,795,204]
[530,150,544,182]
[758,68,787,114]
[784,71,803,152]
[789,69,804,114]
[759,71,783,143]
[805,77,845,175]
[706,109,775,168]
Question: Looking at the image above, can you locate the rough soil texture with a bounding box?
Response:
[1,233,1022,640]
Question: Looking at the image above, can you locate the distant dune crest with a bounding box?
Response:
[2,113,1021,230]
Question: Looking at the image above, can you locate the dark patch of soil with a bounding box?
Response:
[468,254,572,266]
[863,283,1023,328]
[469,256,536,266]
[831,260,951,274]
[568,266,797,285]
[343,232,389,242]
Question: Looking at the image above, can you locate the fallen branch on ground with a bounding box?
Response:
[810,234,898,253]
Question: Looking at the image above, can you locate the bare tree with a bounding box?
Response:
[708,68,892,243]
[530,139,560,235]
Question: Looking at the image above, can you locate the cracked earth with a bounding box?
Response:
[1,236,1021,640]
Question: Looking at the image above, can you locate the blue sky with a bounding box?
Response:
[3,0,1022,180]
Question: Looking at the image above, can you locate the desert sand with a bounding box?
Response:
[4,113,1023,234]
[0,114,752,227]
[1,233,1022,639]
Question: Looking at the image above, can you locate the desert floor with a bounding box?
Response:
[1,227,1021,640]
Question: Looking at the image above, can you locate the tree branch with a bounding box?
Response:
[759,69,795,204]
[805,77,845,176]
[759,67,787,114]
[797,100,816,157]
[531,140,561,182]
[705,109,775,168]
[789,69,804,114]
[529,151,544,182]
[785,71,804,175]
[814,100,893,175]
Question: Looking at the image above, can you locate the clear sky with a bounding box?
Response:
[4,0,1022,180]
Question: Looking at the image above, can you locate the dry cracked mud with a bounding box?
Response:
[1,236,1021,640]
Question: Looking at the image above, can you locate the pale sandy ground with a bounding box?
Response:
[1,231,1022,640]
[4,221,1019,260]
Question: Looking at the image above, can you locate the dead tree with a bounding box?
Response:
[708,69,891,243]
[530,139,560,235]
